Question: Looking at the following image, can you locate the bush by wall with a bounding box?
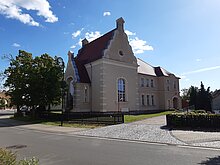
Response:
[166,113,220,129]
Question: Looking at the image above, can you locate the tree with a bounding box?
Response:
[3,50,64,115]
[188,86,198,109]
[183,82,212,111]
[181,88,189,101]
[197,82,212,111]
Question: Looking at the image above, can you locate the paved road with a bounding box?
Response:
[0,121,220,165]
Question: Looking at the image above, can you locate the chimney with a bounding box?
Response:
[82,38,89,47]
[116,17,125,31]
[68,51,74,61]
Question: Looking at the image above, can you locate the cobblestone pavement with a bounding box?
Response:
[75,116,185,145]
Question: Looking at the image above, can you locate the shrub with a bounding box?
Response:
[166,113,220,129]
[0,148,39,165]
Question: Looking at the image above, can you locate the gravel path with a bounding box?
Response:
[75,116,185,145]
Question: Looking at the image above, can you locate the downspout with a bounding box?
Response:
[90,63,93,112]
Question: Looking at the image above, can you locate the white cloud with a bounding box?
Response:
[196,58,202,62]
[129,37,153,54]
[103,11,111,16]
[125,29,153,54]
[125,30,136,36]
[72,28,84,38]
[70,45,76,49]
[12,43,20,47]
[76,31,102,47]
[85,31,101,42]
[182,66,220,75]
[0,0,58,26]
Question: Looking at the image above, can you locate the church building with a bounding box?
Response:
[64,17,181,113]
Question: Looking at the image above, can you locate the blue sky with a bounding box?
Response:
[1,0,220,91]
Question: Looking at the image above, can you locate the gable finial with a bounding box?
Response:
[116,17,125,31]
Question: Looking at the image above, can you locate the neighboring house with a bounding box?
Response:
[212,90,220,113]
[0,91,10,109]
[64,17,181,113]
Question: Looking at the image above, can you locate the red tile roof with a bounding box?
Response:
[77,29,115,64]
[75,29,116,83]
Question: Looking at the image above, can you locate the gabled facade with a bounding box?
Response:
[65,18,181,113]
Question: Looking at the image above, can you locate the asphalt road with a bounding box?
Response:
[0,121,220,165]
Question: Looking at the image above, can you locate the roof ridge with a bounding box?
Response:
[84,28,116,47]
[137,58,155,68]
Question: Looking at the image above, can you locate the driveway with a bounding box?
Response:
[75,115,184,145]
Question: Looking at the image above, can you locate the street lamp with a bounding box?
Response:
[55,56,65,126]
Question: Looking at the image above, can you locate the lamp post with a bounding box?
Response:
[55,56,65,126]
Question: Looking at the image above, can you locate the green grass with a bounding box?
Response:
[11,116,104,129]
[124,111,173,123]
[42,121,103,129]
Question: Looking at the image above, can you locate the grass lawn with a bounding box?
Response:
[11,116,105,129]
[124,111,173,123]
[42,121,103,129]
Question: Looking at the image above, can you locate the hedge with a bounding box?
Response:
[166,113,220,129]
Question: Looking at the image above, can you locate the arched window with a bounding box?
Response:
[118,78,126,102]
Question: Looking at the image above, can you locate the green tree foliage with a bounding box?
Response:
[0,98,6,108]
[3,50,64,114]
[188,86,198,109]
[186,82,212,111]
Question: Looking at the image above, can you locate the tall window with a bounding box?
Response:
[141,94,145,105]
[146,79,149,87]
[84,86,88,102]
[174,81,176,89]
[151,95,155,106]
[151,79,154,87]
[147,95,150,106]
[141,78,144,87]
[118,78,126,102]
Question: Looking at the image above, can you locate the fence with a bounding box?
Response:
[38,111,124,125]
[166,114,220,129]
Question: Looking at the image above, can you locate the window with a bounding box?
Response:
[167,86,170,91]
[151,95,155,106]
[147,95,150,106]
[141,95,145,105]
[119,50,124,56]
[118,78,126,102]
[168,100,171,108]
[141,78,144,87]
[174,81,176,89]
[167,80,170,84]
[146,79,149,87]
[84,86,88,102]
[150,79,154,87]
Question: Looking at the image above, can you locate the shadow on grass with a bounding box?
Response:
[199,155,220,165]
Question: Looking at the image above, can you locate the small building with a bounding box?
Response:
[64,17,181,113]
[212,90,220,114]
[0,91,10,109]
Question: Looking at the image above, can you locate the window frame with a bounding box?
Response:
[118,78,126,102]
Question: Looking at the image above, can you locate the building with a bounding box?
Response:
[64,17,181,113]
[0,91,10,109]
[212,90,220,113]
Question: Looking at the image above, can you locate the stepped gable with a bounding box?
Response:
[74,29,116,83]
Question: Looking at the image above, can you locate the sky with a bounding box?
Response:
[0,0,220,92]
